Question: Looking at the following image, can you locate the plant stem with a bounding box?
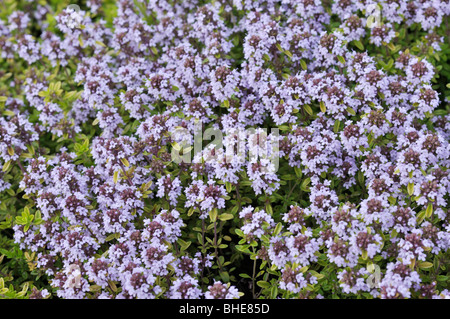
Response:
[252,246,257,299]
[118,159,133,186]
[213,219,224,273]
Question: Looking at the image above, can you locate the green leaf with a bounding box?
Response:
[388,196,396,205]
[417,210,426,225]
[34,211,43,225]
[418,261,433,269]
[171,141,181,151]
[276,43,283,52]
[108,280,118,293]
[142,181,152,192]
[64,91,78,100]
[281,174,296,180]
[266,204,273,215]
[230,205,239,216]
[232,35,240,46]
[3,110,15,117]
[366,15,375,28]
[0,216,12,230]
[358,171,365,186]
[218,213,234,221]
[299,266,309,273]
[333,120,341,133]
[257,281,270,289]
[2,160,11,172]
[15,216,26,225]
[353,40,364,51]
[426,202,433,218]
[346,107,356,116]
[120,158,130,167]
[387,43,396,52]
[235,229,244,237]
[361,250,368,260]
[219,271,229,282]
[391,229,398,238]
[90,285,102,292]
[300,59,307,70]
[270,285,278,298]
[273,222,282,236]
[54,81,61,92]
[310,271,325,280]
[319,101,326,113]
[303,104,313,116]
[177,239,192,251]
[407,183,414,196]
[386,58,394,70]
[209,208,218,222]
[301,177,311,192]
[23,206,30,217]
[105,233,120,242]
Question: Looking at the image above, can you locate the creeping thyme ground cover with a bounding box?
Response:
[0,0,449,300]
